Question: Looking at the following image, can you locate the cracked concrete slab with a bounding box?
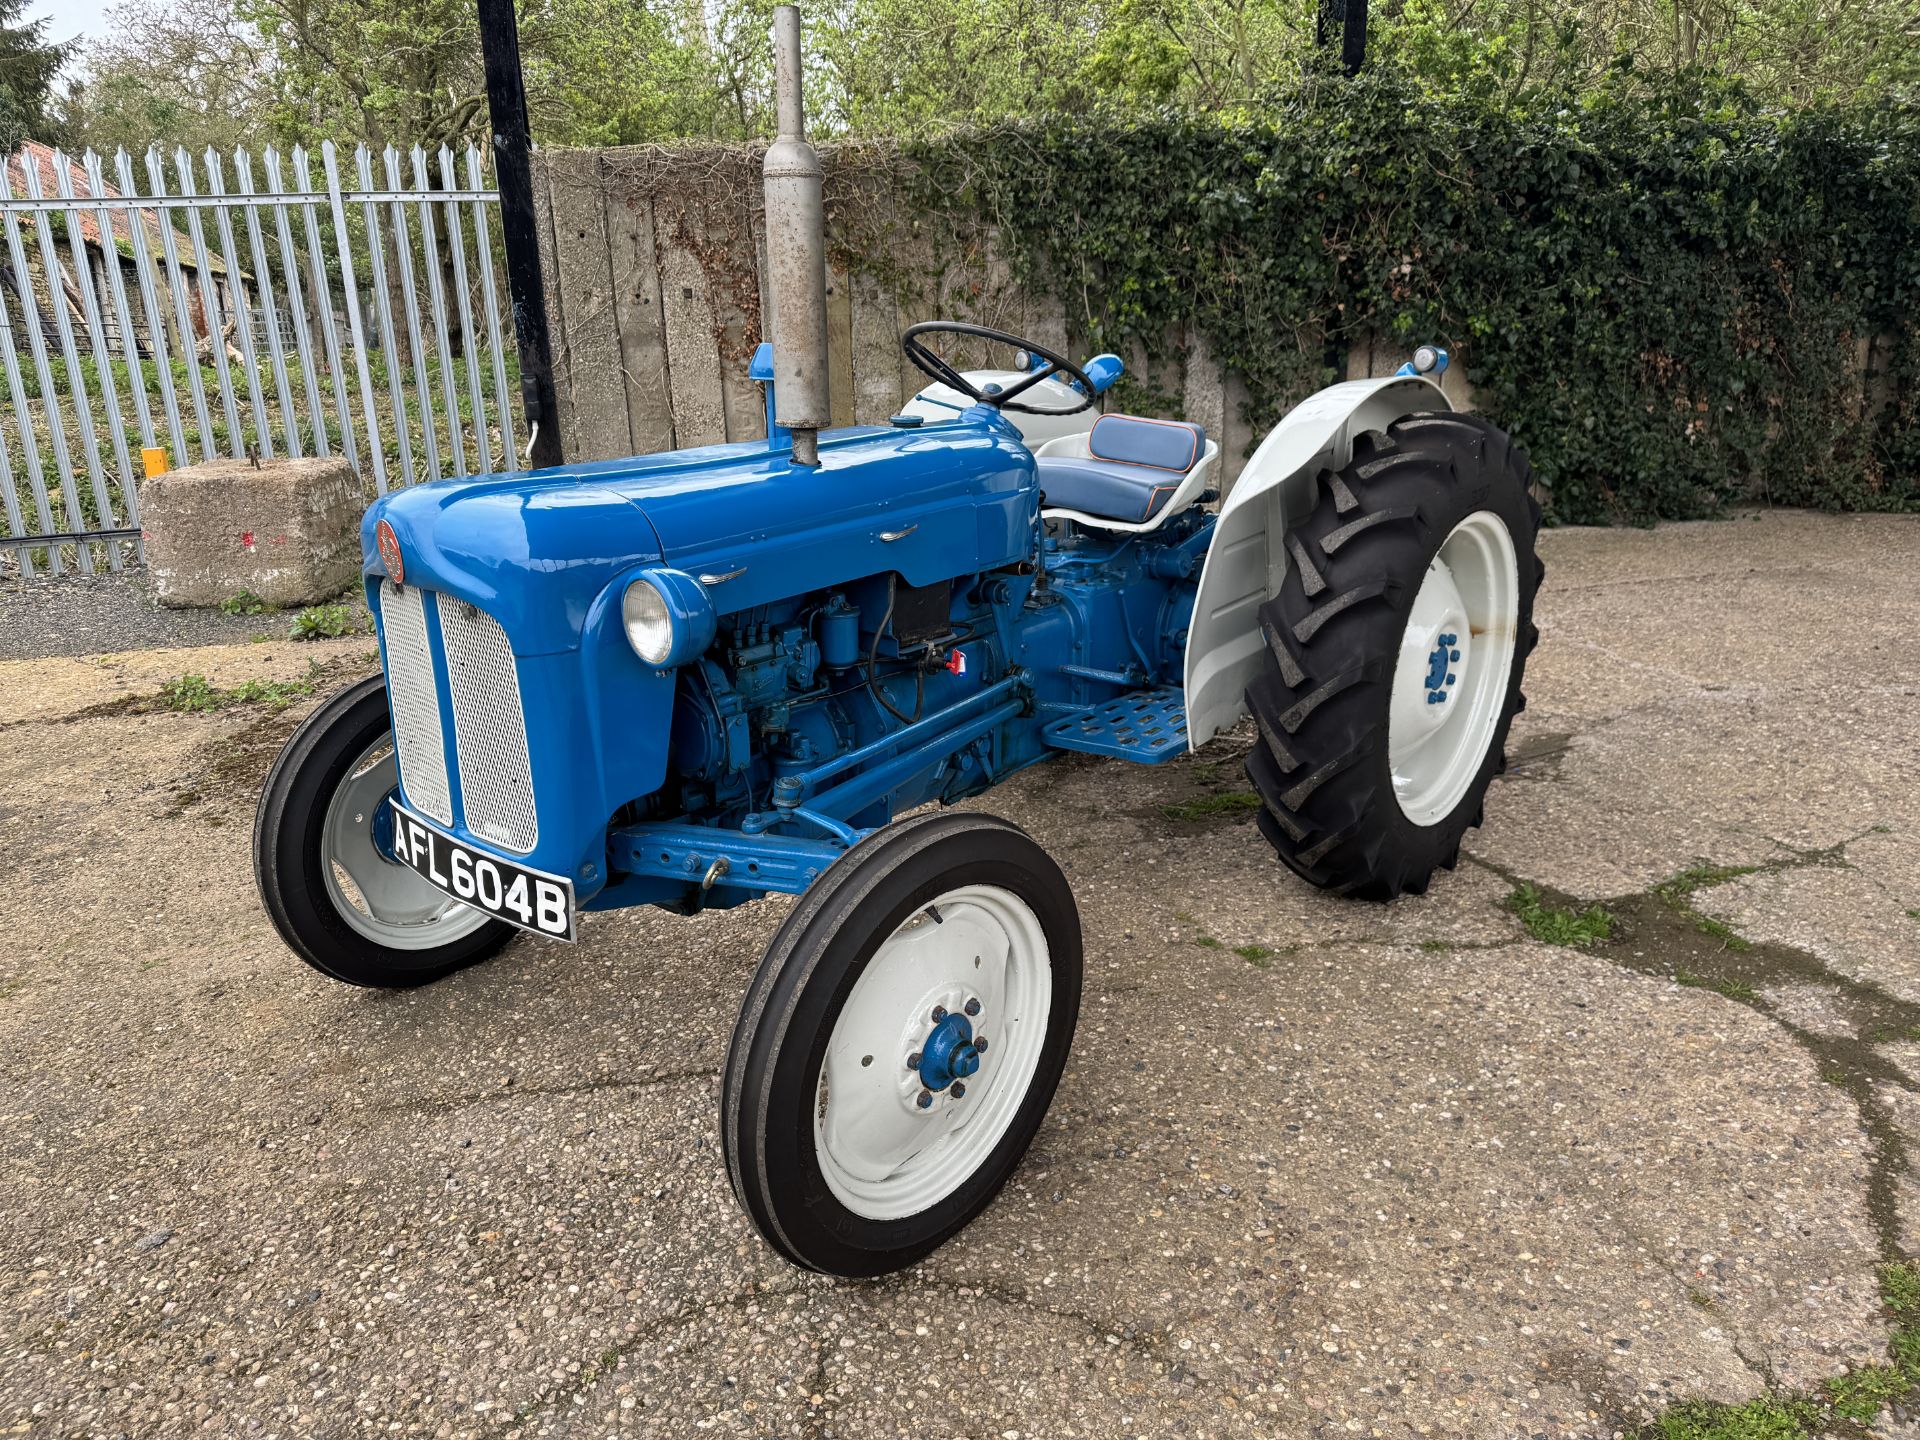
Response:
[1,510,1916,1437]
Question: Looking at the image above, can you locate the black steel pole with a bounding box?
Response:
[1317,0,1368,74]
[477,0,564,468]
[1341,0,1369,76]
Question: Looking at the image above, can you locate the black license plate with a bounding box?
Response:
[388,800,576,942]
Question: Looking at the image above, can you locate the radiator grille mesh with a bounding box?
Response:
[377,581,453,825]
[438,596,539,854]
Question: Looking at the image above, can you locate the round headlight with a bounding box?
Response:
[623,579,675,665]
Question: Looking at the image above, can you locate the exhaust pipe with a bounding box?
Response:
[763,5,830,466]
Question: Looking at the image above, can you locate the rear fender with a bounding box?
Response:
[1182,376,1451,749]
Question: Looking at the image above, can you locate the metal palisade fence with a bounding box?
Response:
[0,141,520,578]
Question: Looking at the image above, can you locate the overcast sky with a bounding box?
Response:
[25,0,117,66]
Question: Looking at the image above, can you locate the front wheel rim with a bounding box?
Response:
[814,884,1053,1221]
[1386,510,1521,827]
[320,733,494,951]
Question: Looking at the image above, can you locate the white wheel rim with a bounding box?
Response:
[1386,510,1521,827]
[320,734,494,950]
[814,884,1053,1221]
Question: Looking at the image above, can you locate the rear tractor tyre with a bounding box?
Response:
[1244,412,1543,900]
[722,812,1082,1277]
[254,676,516,987]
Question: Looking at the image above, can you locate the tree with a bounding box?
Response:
[0,0,68,150]
[53,0,274,157]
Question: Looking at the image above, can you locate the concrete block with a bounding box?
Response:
[142,456,361,609]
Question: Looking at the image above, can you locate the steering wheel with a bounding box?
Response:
[901,321,1096,417]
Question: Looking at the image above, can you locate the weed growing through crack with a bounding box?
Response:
[219,590,269,616]
[1655,863,1763,905]
[1161,791,1262,823]
[1192,935,1224,950]
[1644,1261,1920,1435]
[1234,944,1273,966]
[1673,966,1757,1002]
[289,603,368,641]
[1507,884,1615,946]
[156,672,318,714]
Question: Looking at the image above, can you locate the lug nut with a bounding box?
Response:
[973,1036,988,1052]
[950,1082,966,1099]
[916,1090,934,1109]
[964,998,981,1016]
[931,1005,947,1022]
[907,1051,922,1069]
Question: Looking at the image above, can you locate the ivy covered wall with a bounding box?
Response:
[912,68,1920,524]
[535,69,1920,525]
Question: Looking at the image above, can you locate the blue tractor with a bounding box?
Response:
[253,6,1542,1278]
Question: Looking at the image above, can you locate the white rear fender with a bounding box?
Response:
[1183,376,1452,750]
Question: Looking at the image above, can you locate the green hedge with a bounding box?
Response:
[914,67,1920,523]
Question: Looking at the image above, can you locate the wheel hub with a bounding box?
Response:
[1422,631,1464,706]
[914,1009,982,1093]
[1385,511,1520,827]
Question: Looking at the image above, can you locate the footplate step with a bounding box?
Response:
[1041,686,1189,764]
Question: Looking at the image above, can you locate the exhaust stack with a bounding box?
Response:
[762,5,830,466]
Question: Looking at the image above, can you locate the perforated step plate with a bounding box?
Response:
[1042,686,1190,764]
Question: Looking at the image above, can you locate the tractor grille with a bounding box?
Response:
[379,581,453,826]
[377,580,536,851]
[438,596,539,853]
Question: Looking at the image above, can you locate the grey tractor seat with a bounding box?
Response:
[1035,414,1210,526]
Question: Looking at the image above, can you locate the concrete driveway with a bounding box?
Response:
[2,510,1918,1439]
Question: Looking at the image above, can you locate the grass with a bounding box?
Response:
[1507,883,1615,947]
[155,671,317,713]
[1692,914,1752,951]
[289,602,368,640]
[1642,1262,1920,1438]
[1233,944,1274,967]
[1191,935,1223,950]
[1161,790,1263,822]
[1674,966,1757,1002]
[1647,1398,1817,1440]
[1655,862,1763,906]
[219,589,270,616]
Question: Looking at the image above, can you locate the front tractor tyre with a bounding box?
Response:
[722,812,1083,1278]
[254,676,515,987]
[1245,413,1544,900]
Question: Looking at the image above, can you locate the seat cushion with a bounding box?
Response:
[1035,457,1187,523]
[1088,414,1206,473]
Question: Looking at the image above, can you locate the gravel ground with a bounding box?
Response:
[0,569,371,660]
[1,509,1918,1438]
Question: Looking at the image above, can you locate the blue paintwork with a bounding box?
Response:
[1041,685,1189,762]
[916,1010,980,1092]
[1396,346,1450,379]
[361,366,1218,919]
[1425,632,1461,704]
[1080,354,1124,394]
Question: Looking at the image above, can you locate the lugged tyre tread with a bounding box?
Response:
[1240,408,1543,900]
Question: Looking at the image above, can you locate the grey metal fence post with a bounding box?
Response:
[3,159,90,573]
[114,149,189,468]
[233,150,302,458]
[0,137,514,573]
[322,141,388,493]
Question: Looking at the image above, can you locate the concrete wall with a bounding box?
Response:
[530,143,1478,487]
